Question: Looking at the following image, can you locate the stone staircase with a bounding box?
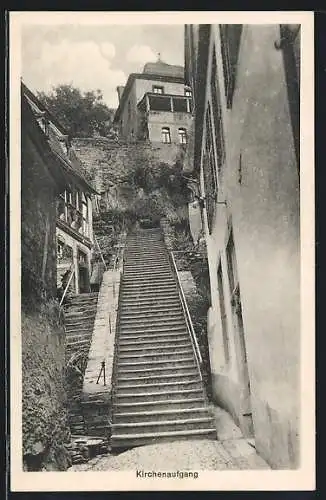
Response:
[110,228,216,449]
[64,292,99,435]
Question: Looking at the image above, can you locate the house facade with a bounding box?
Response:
[22,84,97,296]
[184,24,300,468]
[113,58,193,150]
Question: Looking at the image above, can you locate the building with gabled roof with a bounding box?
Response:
[22,82,98,297]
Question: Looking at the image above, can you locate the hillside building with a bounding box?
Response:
[22,83,97,296]
[113,57,193,153]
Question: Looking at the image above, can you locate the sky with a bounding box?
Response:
[21,24,185,109]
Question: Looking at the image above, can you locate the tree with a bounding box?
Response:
[37,84,116,138]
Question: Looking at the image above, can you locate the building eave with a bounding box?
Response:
[56,219,93,249]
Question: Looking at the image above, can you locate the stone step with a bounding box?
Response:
[122,277,176,286]
[65,307,98,315]
[118,349,194,363]
[110,428,217,449]
[123,269,171,276]
[116,364,197,377]
[69,294,98,299]
[121,289,177,297]
[121,297,180,306]
[124,248,166,254]
[118,340,190,352]
[115,380,202,394]
[119,307,182,316]
[113,398,206,413]
[111,417,215,435]
[114,388,204,404]
[119,319,186,330]
[124,250,167,254]
[66,340,91,350]
[122,281,176,290]
[65,312,96,320]
[121,292,179,301]
[119,306,182,316]
[113,407,211,423]
[65,327,94,334]
[117,358,196,373]
[65,320,95,328]
[118,331,189,342]
[117,372,200,386]
[66,334,94,344]
[123,265,170,272]
[124,258,168,264]
[119,325,187,336]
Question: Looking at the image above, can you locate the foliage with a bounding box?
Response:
[119,160,189,225]
[37,84,115,138]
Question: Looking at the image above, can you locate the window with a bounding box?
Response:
[149,95,172,111]
[211,48,226,176]
[226,228,238,296]
[161,127,171,144]
[219,24,242,108]
[57,238,73,263]
[217,261,230,363]
[202,105,218,234]
[57,238,64,259]
[185,88,192,97]
[56,189,90,238]
[172,97,188,113]
[178,128,187,144]
[153,85,164,94]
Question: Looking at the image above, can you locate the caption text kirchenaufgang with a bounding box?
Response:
[136,470,199,479]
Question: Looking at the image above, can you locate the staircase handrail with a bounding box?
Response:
[169,251,203,379]
[59,265,75,307]
[94,235,107,271]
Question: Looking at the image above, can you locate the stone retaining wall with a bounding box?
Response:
[81,270,121,437]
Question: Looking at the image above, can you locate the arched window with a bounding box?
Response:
[178,127,187,144]
[161,127,171,144]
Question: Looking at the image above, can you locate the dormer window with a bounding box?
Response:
[58,135,70,155]
[35,111,49,136]
[153,85,164,94]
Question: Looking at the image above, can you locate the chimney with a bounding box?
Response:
[117,86,125,103]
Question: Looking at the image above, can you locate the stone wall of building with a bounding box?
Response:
[72,138,187,212]
[21,121,71,471]
[119,78,186,139]
[22,304,71,471]
[21,136,57,304]
[148,110,193,144]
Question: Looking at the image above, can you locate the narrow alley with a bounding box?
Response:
[17,19,308,483]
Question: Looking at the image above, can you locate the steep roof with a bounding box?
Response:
[21,82,98,195]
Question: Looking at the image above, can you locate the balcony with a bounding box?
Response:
[138,92,192,114]
[56,192,92,248]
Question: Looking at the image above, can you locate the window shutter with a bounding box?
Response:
[219,24,242,108]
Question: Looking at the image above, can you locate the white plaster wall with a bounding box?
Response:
[198,25,300,466]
